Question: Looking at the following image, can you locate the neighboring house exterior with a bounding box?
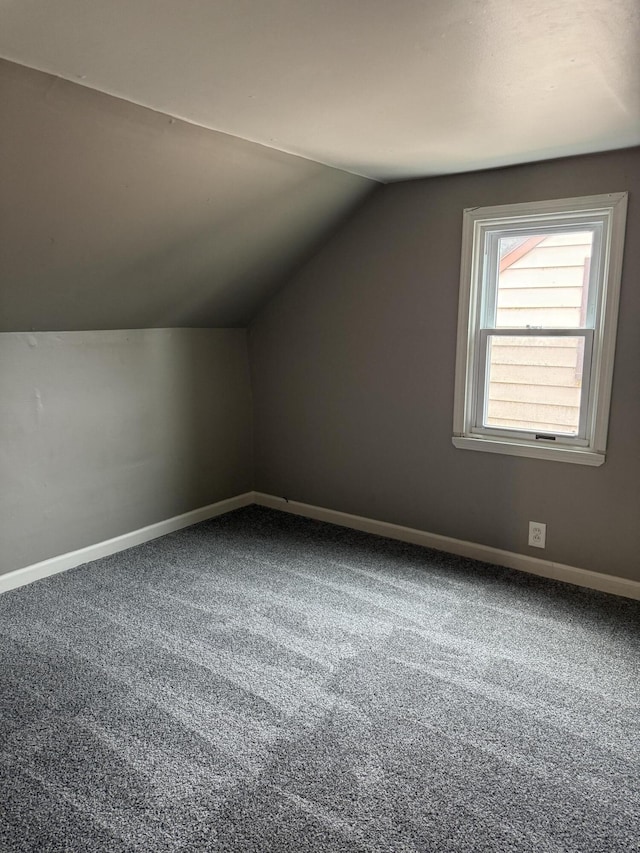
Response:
[487,231,592,434]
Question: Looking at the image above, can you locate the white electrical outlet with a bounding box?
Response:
[528,521,546,549]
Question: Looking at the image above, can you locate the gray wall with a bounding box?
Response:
[0,329,252,575]
[0,59,373,331]
[249,147,640,582]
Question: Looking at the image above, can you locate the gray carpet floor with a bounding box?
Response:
[0,505,638,852]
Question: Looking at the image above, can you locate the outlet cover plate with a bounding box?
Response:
[528,521,546,548]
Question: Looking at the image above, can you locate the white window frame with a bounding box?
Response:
[453,193,628,466]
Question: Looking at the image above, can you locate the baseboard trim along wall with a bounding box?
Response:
[2,490,638,600]
[253,492,640,601]
[0,492,254,595]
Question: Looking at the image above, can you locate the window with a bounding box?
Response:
[453,193,627,466]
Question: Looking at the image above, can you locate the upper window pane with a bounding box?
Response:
[495,230,594,329]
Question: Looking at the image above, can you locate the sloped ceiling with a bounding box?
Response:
[1,1,638,331]
[0,60,372,331]
[1,0,638,180]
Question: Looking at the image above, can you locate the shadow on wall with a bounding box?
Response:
[0,58,373,332]
[143,165,374,328]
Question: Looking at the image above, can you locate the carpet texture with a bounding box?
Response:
[0,505,638,852]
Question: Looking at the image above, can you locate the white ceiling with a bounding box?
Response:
[1,0,639,180]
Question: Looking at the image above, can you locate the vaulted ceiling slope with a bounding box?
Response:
[0,60,373,331]
[1,0,639,180]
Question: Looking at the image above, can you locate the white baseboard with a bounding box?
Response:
[0,492,254,595]
[4,490,638,601]
[253,492,640,601]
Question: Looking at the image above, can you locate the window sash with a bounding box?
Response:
[471,328,594,444]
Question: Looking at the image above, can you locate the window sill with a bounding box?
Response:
[452,435,605,466]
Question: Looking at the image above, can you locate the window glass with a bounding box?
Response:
[485,335,585,435]
[495,231,594,329]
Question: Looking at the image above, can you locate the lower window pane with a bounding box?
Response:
[485,336,585,435]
